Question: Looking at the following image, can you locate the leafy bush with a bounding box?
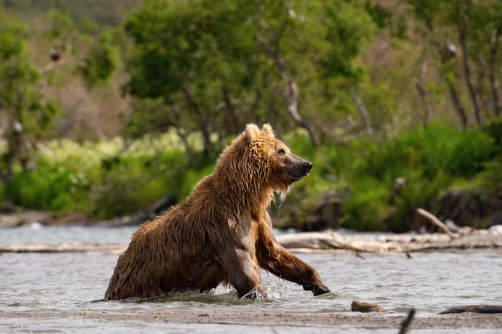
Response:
[3,123,499,229]
[4,132,212,219]
[277,124,497,232]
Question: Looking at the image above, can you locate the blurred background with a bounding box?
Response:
[0,0,501,233]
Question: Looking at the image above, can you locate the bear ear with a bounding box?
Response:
[245,123,261,141]
[261,124,275,138]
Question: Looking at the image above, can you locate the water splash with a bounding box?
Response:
[241,281,291,301]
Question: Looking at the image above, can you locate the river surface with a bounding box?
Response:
[0,225,501,333]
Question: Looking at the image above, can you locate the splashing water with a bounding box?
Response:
[241,281,292,301]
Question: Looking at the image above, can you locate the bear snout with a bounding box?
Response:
[285,155,314,180]
[305,161,313,173]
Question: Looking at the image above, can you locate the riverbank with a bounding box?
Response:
[1,227,501,254]
[1,309,501,330]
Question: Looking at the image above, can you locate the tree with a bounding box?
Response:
[409,0,502,127]
[0,9,60,185]
[77,30,120,88]
[124,0,375,153]
[124,0,260,155]
[46,10,121,88]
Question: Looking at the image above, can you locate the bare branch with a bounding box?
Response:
[416,208,456,239]
[39,59,67,74]
[351,88,376,141]
[255,31,319,146]
[254,0,319,146]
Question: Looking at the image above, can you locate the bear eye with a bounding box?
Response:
[278,148,285,155]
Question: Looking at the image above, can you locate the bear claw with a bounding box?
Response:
[303,283,330,296]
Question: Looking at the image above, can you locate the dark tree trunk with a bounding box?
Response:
[456,4,481,124]
[422,12,469,129]
[414,59,431,129]
[181,83,213,156]
[489,27,501,117]
[445,77,469,130]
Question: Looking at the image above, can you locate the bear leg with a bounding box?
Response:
[218,247,262,297]
[257,212,330,296]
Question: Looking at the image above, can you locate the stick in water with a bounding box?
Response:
[398,308,416,334]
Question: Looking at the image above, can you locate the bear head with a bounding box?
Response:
[242,123,313,193]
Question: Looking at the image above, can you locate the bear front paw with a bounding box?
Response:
[303,283,330,296]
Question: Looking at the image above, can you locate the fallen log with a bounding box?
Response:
[439,305,502,314]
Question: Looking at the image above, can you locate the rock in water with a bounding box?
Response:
[351,300,384,313]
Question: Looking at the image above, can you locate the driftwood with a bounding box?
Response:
[398,308,416,334]
[439,305,502,314]
[2,226,502,254]
[416,208,456,239]
[0,243,126,254]
[276,228,502,254]
[405,249,412,258]
[351,300,384,313]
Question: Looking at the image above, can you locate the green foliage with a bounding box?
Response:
[48,9,77,40]
[2,0,502,231]
[78,30,120,87]
[4,133,214,219]
[7,159,86,211]
[123,0,375,154]
[3,123,501,228]
[446,130,493,176]
[476,116,502,194]
[0,11,39,99]
[483,116,502,153]
[364,0,391,29]
[89,150,187,218]
[277,124,498,232]
[0,9,61,182]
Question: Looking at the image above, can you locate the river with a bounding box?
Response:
[0,225,501,333]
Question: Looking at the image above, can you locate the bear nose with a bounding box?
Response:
[305,161,313,172]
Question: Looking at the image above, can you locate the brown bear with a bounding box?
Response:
[105,124,330,300]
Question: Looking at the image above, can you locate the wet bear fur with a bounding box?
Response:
[105,124,330,300]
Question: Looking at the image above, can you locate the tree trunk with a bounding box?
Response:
[351,88,376,141]
[255,3,319,147]
[489,27,501,117]
[456,5,481,124]
[414,59,430,128]
[445,77,469,130]
[181,83,213,156]
[423,13,469,129]
[270,49,320,146]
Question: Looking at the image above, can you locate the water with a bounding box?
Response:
[1,226,501,333]
[0,225,138,245]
